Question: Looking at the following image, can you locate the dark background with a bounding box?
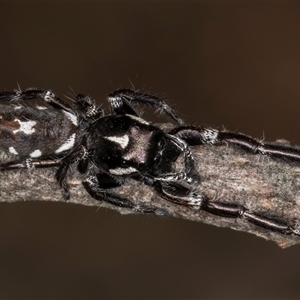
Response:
[1,2,300,299]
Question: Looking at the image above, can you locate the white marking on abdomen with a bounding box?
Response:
[9,146,19,155]
[30,149,42,158]
[13,119,36,135]
[63,111,78,126]
[104,135,129,149]
[55,133,76,153]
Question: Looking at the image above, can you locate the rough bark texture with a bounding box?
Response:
[1,126,300,248]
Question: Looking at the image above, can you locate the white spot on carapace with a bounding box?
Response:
[36,105,48,110]
[63,110,78,126]
[104,135,129,149]
[13,119,36,135]
[13,105,23,110]
[9,146,19,155]
[109,167,137,175]
[126,114,149,125]
[30,149,42,158]
[55,133,76,153]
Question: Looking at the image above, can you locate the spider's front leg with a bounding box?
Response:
[170,126,300,163]
[82,173,169,215]
[107,89,185,125]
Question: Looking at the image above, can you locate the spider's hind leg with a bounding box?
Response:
[0,88,74,113]
[169,125,300,163]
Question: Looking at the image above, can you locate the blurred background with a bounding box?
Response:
[1,2,300,299]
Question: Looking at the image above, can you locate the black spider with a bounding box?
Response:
[0,87,300,236]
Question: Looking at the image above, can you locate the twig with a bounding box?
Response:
[1,125,300,248]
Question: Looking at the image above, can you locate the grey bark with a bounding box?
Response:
[1,126,300,248]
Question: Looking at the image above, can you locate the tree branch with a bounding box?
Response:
[1,125,300,248]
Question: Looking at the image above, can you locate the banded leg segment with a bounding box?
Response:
[170,126,300,163]
[136,173,300,235]
[201,199,300,235]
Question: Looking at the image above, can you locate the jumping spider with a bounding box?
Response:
[0,87,300,236]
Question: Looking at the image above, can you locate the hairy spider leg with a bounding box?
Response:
[0,88,74,114]
[170,126,300,163]
[107,89,185,125]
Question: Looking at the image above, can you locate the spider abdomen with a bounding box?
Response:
[0,104,78,160]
